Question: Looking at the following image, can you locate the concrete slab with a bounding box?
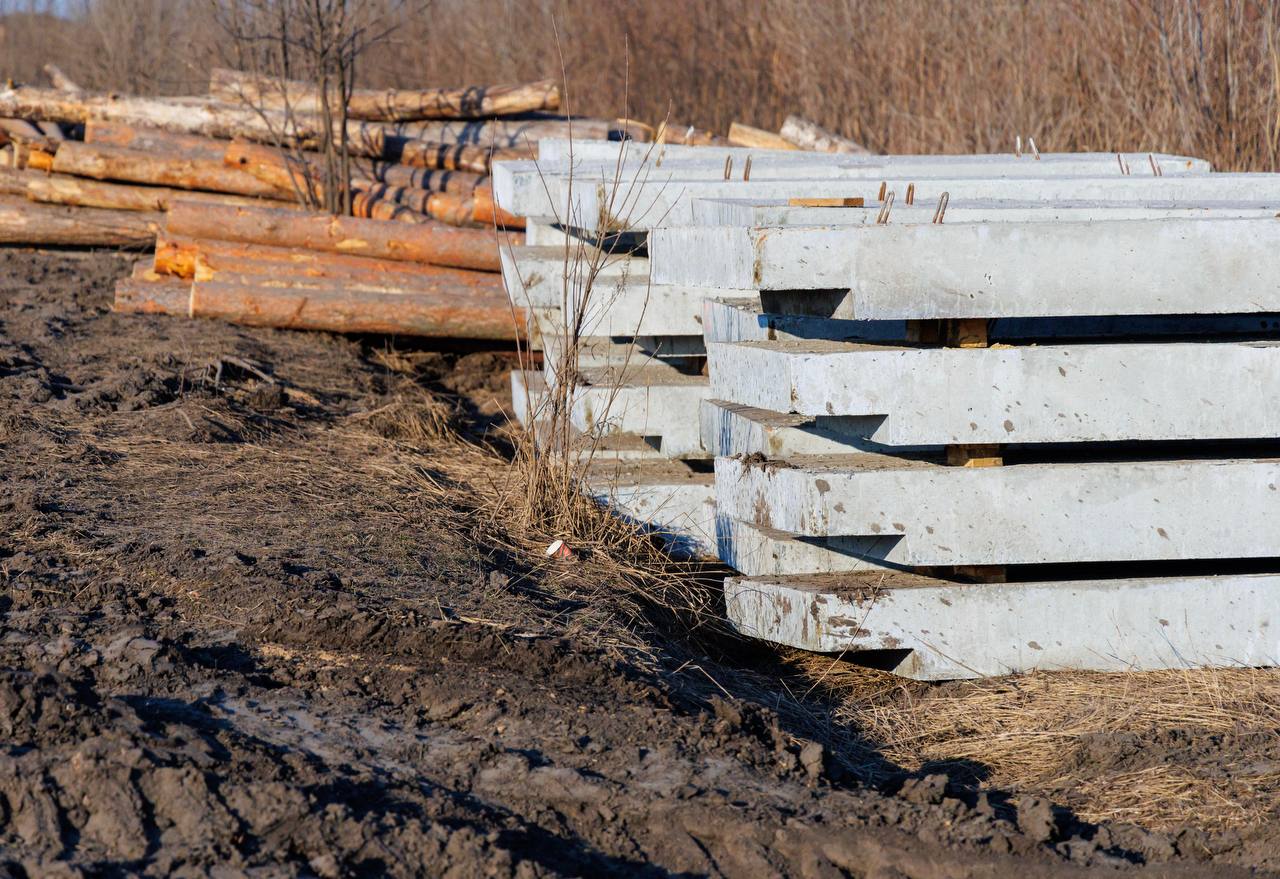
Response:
[509,368,546,428]
[522,175,1280,231]
[583,460,716,558]
[708,338,1280,445]
[725,571,1280,679]
[715,453,1280,565]
[716,515,900,577]
[699,399,927,458]
[496,154,1214,217]
[651,219,1280,309]
[702,298,907,345]
[501,245,644,312]
[702,297,1280,345]
[687,196,1277,227]
[568,366,711,459]
[539,335,701,384]
[531,139,1210,171]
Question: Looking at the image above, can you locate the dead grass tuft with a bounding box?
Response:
[831,667,1280,831]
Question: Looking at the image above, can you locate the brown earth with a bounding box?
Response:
[0,247,1274,878]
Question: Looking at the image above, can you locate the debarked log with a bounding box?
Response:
[209,67,560,122]
[0,192,159,246]
[53,140,287,198]
[165,200,502,271]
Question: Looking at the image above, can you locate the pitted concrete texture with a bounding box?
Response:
[652,218,1280,307]
[725,572,1280,679]
[708,338,1280,445]
[583,460,717,559]
[715,453,1280,566]
[512,174,1280,231]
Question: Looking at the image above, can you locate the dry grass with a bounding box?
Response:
[817,662,1280,831]
[8,1,1280,171]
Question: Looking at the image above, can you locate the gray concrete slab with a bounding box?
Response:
[699,399,926,458]
[515,175,1280,231]
[568,366,711,459]
[702,297,1280,345]
[687,196,1275,227]
[496,152,1213,217]
[715,453,1280,566]
[532,139,1209,171]
[583,460,717,558]
[708,338,1280,445]
[651,218,1280,308]
[725,571,1280,679]
[702,298,907,345]
[716,514,900,577]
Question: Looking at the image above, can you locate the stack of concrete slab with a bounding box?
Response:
[496,142,1280,679]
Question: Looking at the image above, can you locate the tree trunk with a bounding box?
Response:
[0,86,643,155]
[53,141,287,199]
[165,201,502,272]
[225,139,490,196]
[85,120,230,162]
[209,67,560,122]
[0,118,56,152]
[27,174,291,212]
[0,85,389,156]
[726,122,799,151]
[0,193,159,246]
[387,137,532,173]
[153,235,491,286]
[779,115,871,155]
[187,279,520,340]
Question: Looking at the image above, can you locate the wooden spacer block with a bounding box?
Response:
[787,197,866,207]
[945,444,1003,467]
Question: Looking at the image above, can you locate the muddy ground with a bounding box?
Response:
[0,248,1275,877]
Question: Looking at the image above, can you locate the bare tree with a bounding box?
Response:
[212,0,412,214]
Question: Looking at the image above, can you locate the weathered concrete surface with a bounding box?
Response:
[652,219,1280,310]
[518,175,1280,231]
[708,338,1280,444]
[725,572,1280,679]
[688,196,1277,228]
[568,366,710,459]
[583,460,716,558]
[716,515,901,577]
[715,453,1280,566]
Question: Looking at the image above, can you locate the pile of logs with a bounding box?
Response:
[116,201,521,340]
[0,65,650,339]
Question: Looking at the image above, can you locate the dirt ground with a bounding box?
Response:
[0,248,1276,878]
